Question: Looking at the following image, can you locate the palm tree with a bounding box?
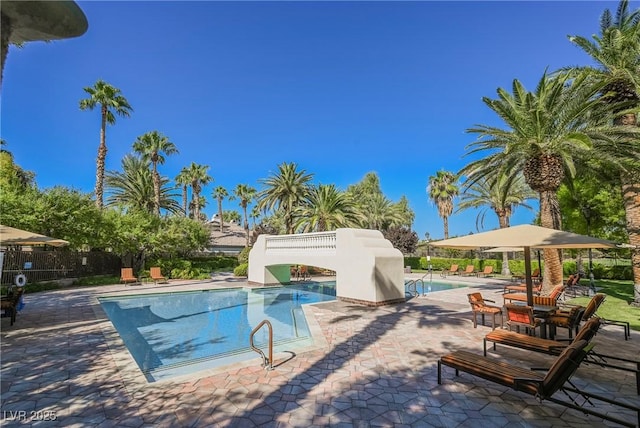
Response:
[457,171,536,275]
[132,131,178,216]
[257,162,313,234]
[184,163,212,222]
[79,80,133,209]
[175,167,190,216]
[212,186,229,232]
[569,0,640,303]
[461,71,629,290]
[294,184,358,232]
[105,154,181,214]
[234,184,257,247]
[427,170,459,239]
[250,205,261,229]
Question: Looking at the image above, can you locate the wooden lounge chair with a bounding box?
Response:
[438,340,640,427]
[1,287,25,326]
[150,267,167,284]
[504,303,545,337]
[460,265,477,276]
[503,283,566,305]
[511,268,542,284]
[504,282,542,295]
[477,265,494,277]
[546,305,585,339]
[441,264,459,277]
[468,292,502,329]
[555,292,631,340]
[483,317,640,395]
[120,268,138,285]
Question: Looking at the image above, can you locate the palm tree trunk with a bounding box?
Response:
[539,190,563,292]
[243,204,250,247]
[152,162,160,217]
[0,13,11,88]
[498,213,511,275]
[182,185,188,216]
[95,106,108,209]
[621,170,640,305]
[217,198,224,232]
[443,216,449,239]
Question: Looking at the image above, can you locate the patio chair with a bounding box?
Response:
[120,268,138,285]
[546,305,585,339]
[150,267,167,284]
[460,265,477,276]
[504,303,545,337]
[503,283,566,305]
[483,317,640,395]
[468,292,502,329]
[0,286,25,326]
[477,265,494,277]
[438,340,640,427]
[441,264,459,277]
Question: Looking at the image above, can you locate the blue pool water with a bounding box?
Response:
[99,282,336,382]
[99,280,462,382]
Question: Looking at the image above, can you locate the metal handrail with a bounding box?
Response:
[249,320,274,370]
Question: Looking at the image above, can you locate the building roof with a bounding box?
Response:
[208,218,246,249]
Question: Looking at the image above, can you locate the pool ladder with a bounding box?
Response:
[250,320,274,370]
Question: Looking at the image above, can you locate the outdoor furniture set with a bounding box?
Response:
[442,292,640,427]
[120,267,168,285]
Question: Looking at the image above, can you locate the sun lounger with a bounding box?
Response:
[482,317,640,395]
[438,339,640,427]
[460,265,477,276]
[120,268,138,285]
[441,264,459,277]
[477,265,494,277]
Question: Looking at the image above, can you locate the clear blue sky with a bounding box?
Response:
[1,1,618,239]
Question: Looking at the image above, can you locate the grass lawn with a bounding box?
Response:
[565,279,640,332]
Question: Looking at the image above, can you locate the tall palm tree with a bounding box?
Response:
[185,162,212,222]
[212,186,228,232]
[461,71,630,290]
[569,0,640,303]
[457,171,537,275]
[132,130,178,216]
[105,154,181,214]
[427,170,459,239]
[175,167,190,216]
[79,80,133,209]
[257,162,313,234]
[250,205,261,229]
[294,184,358,232]
[234,184,257,247]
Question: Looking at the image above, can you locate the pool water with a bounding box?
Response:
[99,282,336,382]
[99,279,462,382]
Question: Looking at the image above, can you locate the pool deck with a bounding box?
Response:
[1,273,639,427]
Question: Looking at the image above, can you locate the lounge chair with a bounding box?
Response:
[477,265,494,277]
[483,317,640,395]
[460,265,477,276]
[503,283,566,305]
[441,264,459,277]
[150,267,167,284]
[503,281,542,295]
[554,292,631,340]
[546,305,585,339]
[1,286,25,326]
[511,268,542,284]
[438,339,640,427]
[468,292,502,329]
[120,268,138,285]
[504,303,545,338]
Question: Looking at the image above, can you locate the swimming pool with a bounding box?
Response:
[99,280,463,382]
[99,282,336,382]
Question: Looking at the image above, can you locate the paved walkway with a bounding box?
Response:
[1,273,638,427]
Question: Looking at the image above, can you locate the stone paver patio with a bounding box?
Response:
[1,273,638,427]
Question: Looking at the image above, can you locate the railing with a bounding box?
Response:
[249,320,274,370]
[265,231,337,253]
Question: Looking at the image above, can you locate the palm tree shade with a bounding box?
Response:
[427,170,458,239]
[132,130,178,216]
[79,80,133,209]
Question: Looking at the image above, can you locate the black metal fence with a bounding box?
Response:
[1,250,121,285]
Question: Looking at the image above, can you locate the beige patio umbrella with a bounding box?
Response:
[432,224,616,305]
[0,225,69,247]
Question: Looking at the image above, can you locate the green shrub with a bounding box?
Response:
[237,247,251,265]
[234,263,248,277]
[403,257,421,269]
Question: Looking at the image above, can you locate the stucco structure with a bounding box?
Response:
[248,228,405,306]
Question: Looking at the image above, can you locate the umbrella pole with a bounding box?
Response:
[524,246,533,306]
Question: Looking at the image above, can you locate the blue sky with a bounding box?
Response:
[1,1,618,239]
